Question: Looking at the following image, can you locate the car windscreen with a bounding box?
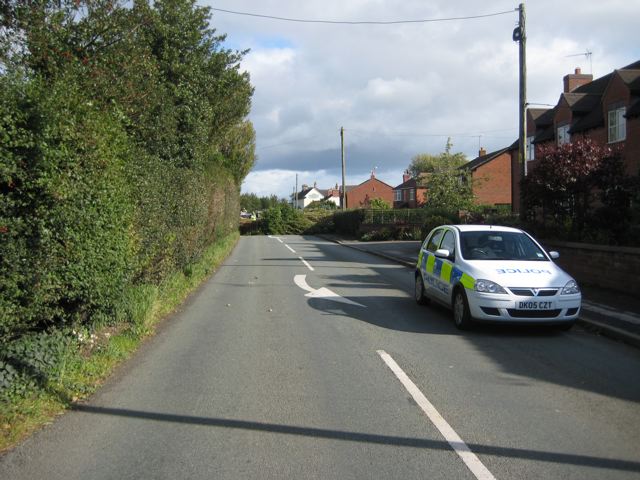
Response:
[460,231,548,261]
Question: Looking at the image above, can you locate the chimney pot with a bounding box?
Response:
[575,67,581,74]
[479,147,487,157]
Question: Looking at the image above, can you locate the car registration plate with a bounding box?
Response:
[516,300,554,310]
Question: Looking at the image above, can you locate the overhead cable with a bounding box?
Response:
[211,7,515,25]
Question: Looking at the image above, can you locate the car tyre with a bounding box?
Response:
[415,273,430,305]
[453,288,472,330]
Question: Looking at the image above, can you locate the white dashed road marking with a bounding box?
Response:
[377,350,497,480]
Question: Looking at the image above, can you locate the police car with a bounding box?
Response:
[415,225,581,329]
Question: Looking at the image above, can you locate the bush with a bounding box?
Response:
[333,209,366,237]
[420,215,457,240]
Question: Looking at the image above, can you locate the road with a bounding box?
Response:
[1,235,639,479]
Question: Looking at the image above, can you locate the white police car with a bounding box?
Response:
[415,225,581,329]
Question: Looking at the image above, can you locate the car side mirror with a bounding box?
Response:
[435,249,452,259]
[549,251,560,259]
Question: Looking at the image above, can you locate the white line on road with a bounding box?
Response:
[285,244,296,253]
[299,257,315,271]
[293,275,365,307]
[377,350,497,480]
[267,235,283,243]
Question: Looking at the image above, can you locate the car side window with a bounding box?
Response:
[440,230,456,259]
[426,229,444,252]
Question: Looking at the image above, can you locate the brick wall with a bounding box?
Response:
[472,151,512,206]
[346,177,394,208]
[542,240,640,296]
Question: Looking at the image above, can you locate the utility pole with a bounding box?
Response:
[513,3,527,210]
[340,126,346,210]
[295,173,298,209]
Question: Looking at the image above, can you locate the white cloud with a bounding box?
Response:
[209,0,640,198]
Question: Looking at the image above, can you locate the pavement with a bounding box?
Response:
[320,235,640,348]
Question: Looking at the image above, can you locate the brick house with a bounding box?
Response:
[344,171,394,209]
[393,171,428,208]
[527,60,640,177]
[461,145,519,208]
[493,59,640,212]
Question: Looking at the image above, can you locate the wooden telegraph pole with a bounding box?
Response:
[341,126,346,210]
[513,3,527,211]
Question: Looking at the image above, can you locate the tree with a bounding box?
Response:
[408,139,472,212]
[368,198,391,209]
[408,138,467,178]
[521,138,627,235]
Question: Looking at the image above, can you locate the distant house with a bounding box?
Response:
[344,171,394,209]
[461,146,518,208]
[294,184,325,209]
[393,171,427,208]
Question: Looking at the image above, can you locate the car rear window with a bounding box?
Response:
[460,231,548,261]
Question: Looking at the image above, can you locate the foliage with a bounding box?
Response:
[0,0,253,398]
[257,204,312,235]
[521,138,635,243]
[407,138,467,178]
[368,198,391,210]
[306,198,338,210]
[240,193,285,212]
[407,139,473,211]
[333,209,366,237]
[420,215,459,240]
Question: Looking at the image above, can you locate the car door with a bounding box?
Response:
[434,229,457,303]
[419,228,445,300]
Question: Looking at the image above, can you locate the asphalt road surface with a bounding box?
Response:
[2,235,639,479]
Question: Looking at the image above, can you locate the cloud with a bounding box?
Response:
[208,0,640,198]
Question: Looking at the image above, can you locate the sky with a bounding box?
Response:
[203,0,640,200]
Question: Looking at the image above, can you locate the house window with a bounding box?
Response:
[557,125,570,146]
[409,189,416,201]
[394,190,401,201]
[608,107,626,143]
[526,136,535,161]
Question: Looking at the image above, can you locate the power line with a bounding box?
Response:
[211,7,515,25]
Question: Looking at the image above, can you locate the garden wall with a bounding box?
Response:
[543,240,640,296]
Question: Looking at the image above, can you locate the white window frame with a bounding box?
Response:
[557,124,570,146]
[526,135,535,161]
[409,189,416,201]
[394,190,401,202]
[608,106,626,143]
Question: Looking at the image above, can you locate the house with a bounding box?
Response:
[477,59,640,212]
[293,183,325,209]
[393,171,428,208]
[344,171,394,209]
[461,145,518,208]
[528,60,640,177]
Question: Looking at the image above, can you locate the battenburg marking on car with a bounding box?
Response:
[419,253,476,289]
[496,268,552,274]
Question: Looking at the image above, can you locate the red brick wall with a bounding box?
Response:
[543,240,640,296]
[471,152,512,206]
[346,177,394,208]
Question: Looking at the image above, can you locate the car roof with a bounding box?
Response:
[443,224,525,234]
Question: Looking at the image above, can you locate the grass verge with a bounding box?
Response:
[0,231,239,452]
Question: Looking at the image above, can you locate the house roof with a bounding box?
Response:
[296,187,322,200]
[393,177,418,190]
[460,147,510,171]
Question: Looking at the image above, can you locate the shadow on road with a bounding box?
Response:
[71,404,640,474]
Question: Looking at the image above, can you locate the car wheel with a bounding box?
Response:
[453,288,472,330]
[415,273,430,305]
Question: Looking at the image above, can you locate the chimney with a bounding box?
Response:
[371,170,376,179]
[301,184,308,191]
[403,170,411,183]
[313,181,317,188]
[479,147,487,157]
[563,67,593,93]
